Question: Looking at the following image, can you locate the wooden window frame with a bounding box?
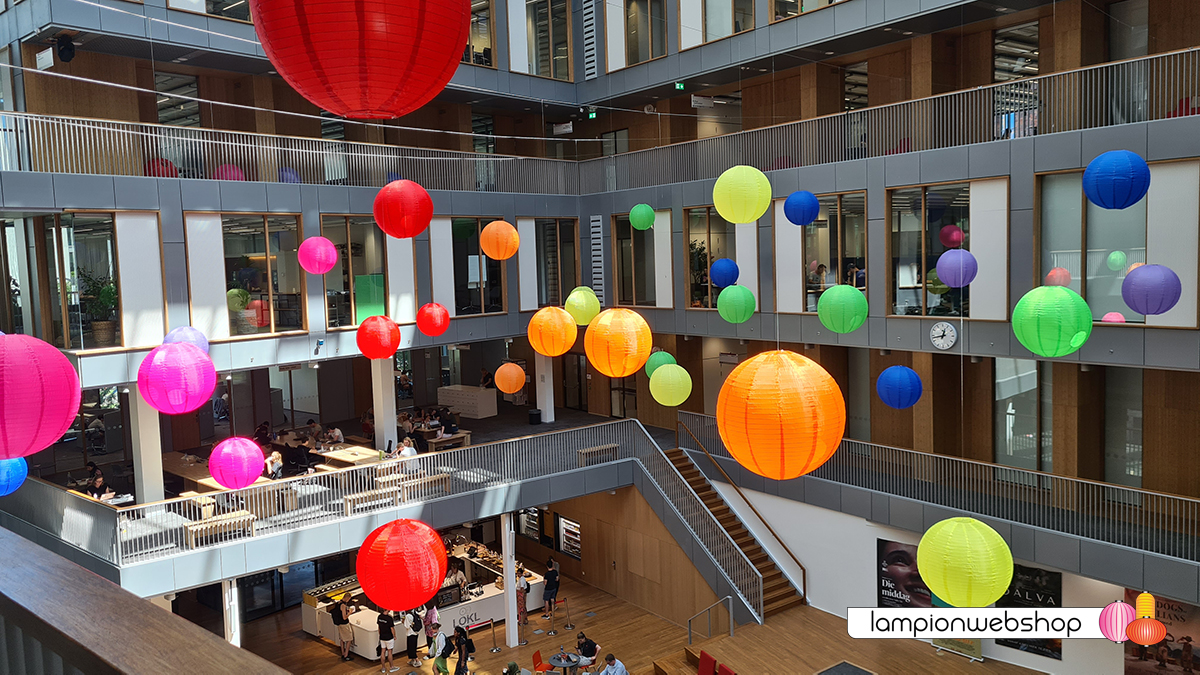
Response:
[320,214,390,330]
[535,217,582,308]
[217,212,309,338]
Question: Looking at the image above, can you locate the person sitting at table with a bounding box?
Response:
[599,654,627,675]
[305,419,323,438]
[85,461,103,482]
[361,407,375,439]
[253,421,275,446]
[399,438,419,471]
[577,632,600,669]
[84,475,114,501]
[85,416,107,453]
[323,426,345,444]
[437,408,458,435]
[264,450,284,479]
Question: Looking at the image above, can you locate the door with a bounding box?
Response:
[563,354,587,411]
[610,376,636,418]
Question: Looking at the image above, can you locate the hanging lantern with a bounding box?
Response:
[817,285,868,334]
[649,364,692,407]
[783,190,820,226]
[1122,264,1182,315]
[416,303,450,337]
[1083,149,1151,210]
[145,158,178,178]
[527,306,578,357]
[916,517,1013,608]
[709,258,740,288]
[644,350,677,378]
[1012,286,1092,358]
[164,326,210,355]
[495,363,526,395]
[246,299,270,328]
[584,308,652,378]
[1099,601,1137,643]
[0,335,81,460]
[298,236,339,275]
[278,167,302,184]
[452,219,478,241]
[936,249,978,288]
[357,315,401,360]
[629,204,656,231]
[715,350,845,480]
[213,164,245,181]
[1102,312,1126,323]
[876,365,922,410]
[357,519,448,611]
[208,437,265,490]
[0,458,28,496]
[227,288,251,312]
[926,269,950,295]
[137,343,217,415]
[713,165,772,223]
[717,285,756,324]
[1136,592,1156,618]
[251,0,470,119]
[911,192,947,223]
[1107,250,1128,272]
[374,180,434,239]
[938,224,964,249]
[1127,262,1145,275]
[1044,267,1072,287]
[480,220,520,261]
[565,287,601,326]
[1127,618,1168,647]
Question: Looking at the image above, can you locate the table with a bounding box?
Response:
[195,475,272,493]
[549,652,581,674]
[161,452,217,493]
[309,444,382,467]
[426,430,472,452]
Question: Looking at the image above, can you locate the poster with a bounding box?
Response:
[877,539,932,608]
[996,564,1063,660]
[1124,589,1200,674]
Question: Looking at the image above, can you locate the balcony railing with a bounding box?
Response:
[677,411,1200,564]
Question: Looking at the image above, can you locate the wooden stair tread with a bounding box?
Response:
[651,649,695,675]
[764,594,807,616]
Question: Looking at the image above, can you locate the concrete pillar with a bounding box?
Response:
[372,357,398,454]
[127,390,164,504]
[534,353,555,424]
[500,513,519,648]
[222,579,241,647]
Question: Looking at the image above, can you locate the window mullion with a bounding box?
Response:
[921,188,928,317]
[264,217,275,333]
[345,219,357,325]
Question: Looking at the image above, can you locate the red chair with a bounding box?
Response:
[718,665,737,675]
[532,650,554,673]
[698,650,717,675]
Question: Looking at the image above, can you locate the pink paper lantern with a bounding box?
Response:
[939,224,964,248]
[247,299,270,328]
[1099,600,1137,643]
[1102,312,1127,323]
[298,236,339,275]
[137,343,217,415]
[213,164,245,181]
[208,437,265,490]
[0,335,82,460]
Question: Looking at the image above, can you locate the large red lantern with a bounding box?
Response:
[417,303,450,337]
[357,519,448,611]
[357,315,401,359]
[374,180,434,239]
[0,334,82,460]
[250,0,471,119]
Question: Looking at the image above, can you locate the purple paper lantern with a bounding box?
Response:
[1122,264,1182,315]
[1099,601,1137,643]
[209,437,265,490]
[278,167,302,183]
[298,236,339,275]
[164,326,210,355]
[0,334,82,460]
[137,343,217,415]
[936,249,978,288]
[213,164,246,181]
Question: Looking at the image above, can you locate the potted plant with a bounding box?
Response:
[79,268,118,347]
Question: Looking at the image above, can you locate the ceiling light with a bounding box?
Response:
[902,31,913,35]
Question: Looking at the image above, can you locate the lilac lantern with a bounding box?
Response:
[0,334,82,460]
[1102,312,1126,324]
[137,343,217,415]
[1122,264,1182,315]
[1099,600,1137,643]
[209,437,265,490]
[936,249,978,288]
[164,326,210,355]
[298,236,340,275]
[213,164,246,181]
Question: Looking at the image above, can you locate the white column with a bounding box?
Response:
[501,513,519,648]
[222,579,241,647]
[127,390,164,504]
[372,358,398,453]
[534,353,555,424]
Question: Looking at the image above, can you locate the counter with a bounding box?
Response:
[438,543,544,631]
[437,385,498,419]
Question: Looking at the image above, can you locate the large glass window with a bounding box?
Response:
[452,218,505,316]
[773,0,844,22]
[0,219,33,336]
[994,359,1052,472]
[528,0,571,81]
[844,62,868,111]
[614,214,656,306]
[222,214,305,336]
[889,184,970,317]
[464,0,495,67]
[685,207,734,309]
[321,216,387,328]
[32,214,121,351]
[601,129,630,157]
[994,22,1039,82]
[625,0,666,66]
[535,218,579,307]
[803,192,866,311]
[701,0,754,42]
[1104,367,1143,488]
[207,0,250,21]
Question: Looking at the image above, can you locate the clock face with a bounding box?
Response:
[930,321,958,350]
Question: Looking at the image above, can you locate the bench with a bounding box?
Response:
[179,491,216,519]
[376,469,426,488]
[426,431,472,452]
[313,464,338,472]
[346,435,373,446]
[343,486,399,516]
[576,443,620,467]
[400,473,451,501]
[184,510,257,549]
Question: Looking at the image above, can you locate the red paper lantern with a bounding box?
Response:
[417,303,450,337]
[1044,267,1071,287]
[145,158,178,178]
[0,335,82,460]
[246,299,270,327]
[357,315,401,359]
[1126,617,1167,646]
[357,519,448,611]
[250,0,470,119]
[374,180,434,239]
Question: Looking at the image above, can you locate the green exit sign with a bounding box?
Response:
[588,111,597,119]
[675,82,685,90]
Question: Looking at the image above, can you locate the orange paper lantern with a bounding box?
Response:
[495,363,525,394]
[480,220,519,261]
[716,350,846,480]
[584,308,652,378]
[528,306,578,357]
[1126,617,1167,646]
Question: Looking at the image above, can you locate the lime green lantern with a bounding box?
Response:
[629,204,656,231]
[926,269,949,295]
[644,351,677,378]
[226,288,250,311]
[649,364,692,407]
[816,285,867,334]
[1012,286,1092,358]
[713,165,772,223]
[917,517,1014,608]
[717,285,756,324]
[565,287,601,326]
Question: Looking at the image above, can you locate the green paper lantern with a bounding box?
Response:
[1107,250,1127,271]
[717,285,756,324]
[226,288,250,311]
[629,204,656,231]
[926,269,949,295]
[452,219,478,241]
[917,517,1014,608]
[649,364,692,407]
[565,287,601,326]
[816,285,868,334]
[713,165,772,223]
[644,351,677,378]
[1012,286,1093,358]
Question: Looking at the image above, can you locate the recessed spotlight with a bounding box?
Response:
[882,27,892,32]
[902,31,913,35]
[825,51,834,55]
[267,70,276,74]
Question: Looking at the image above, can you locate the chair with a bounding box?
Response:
[531,650,554,673]
[579,644,601,673]
[698,651,717,675]
[717,665,736,675]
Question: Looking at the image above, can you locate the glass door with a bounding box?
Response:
[610,376,636,418]
[563,354,587,411]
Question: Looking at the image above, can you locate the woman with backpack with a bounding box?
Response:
[427,622,452,675]
[453,625,473,675]
[402,608,422,668]
[424,603,440,650]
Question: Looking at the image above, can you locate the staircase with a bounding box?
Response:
[665,447,806,617]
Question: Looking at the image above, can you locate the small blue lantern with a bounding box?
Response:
[709,258,740,288]
[1083,150,1150,210]
[0,457,28,497]
[278,167,302,183]
[876,365,922,410]
[784,190,820,226]
[386,172,404,183]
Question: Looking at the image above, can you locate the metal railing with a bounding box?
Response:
[687,595,734,646]
[678,411,1200,563]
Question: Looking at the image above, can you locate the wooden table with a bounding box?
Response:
[426,431,472,452]
[195,475,272,493]
[309,445,382,467]
[162,452,218,493]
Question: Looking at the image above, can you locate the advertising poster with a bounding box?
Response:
[996,564,1063,660]
[877,539,932,608]
[1124,589,1200,674]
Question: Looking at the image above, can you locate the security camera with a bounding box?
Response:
[56,36,75,63]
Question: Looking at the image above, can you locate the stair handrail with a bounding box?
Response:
[676,421,809,603]
[687,595,734,645]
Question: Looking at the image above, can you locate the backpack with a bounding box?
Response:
[438,634,455,659]
[467,638,476,654]
[410,611,423,633]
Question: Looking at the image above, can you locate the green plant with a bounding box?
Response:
[78,268,117,321]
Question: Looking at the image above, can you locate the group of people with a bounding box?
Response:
[81,461,114,500]
[333,596,475,675]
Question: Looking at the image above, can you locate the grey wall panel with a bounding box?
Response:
[840,486,871,520]
[777,313,802,341]
[162,242,191,331]
[1081,124,1148,164]
[179,179,221,211]
[1144,329,1200,370]
[158,180,185,243]
[888,496,923,531]
[347,186,376,214]
[0,171,52,209]
[584,464,619,493]
[833,0,867,31]
[966,320,1011,356]
[170,548,222,590]
[338,516,376,551]
[243,534,289,570]
[1079,325,1145,365]
[1033,530,1081,573]
[867,316,888,347]
[218,181,268,213]
[1033,131,1082,172]
[869,492,889,523]
[769,167,798,197]
[220,544,247,578]
[118,559,177,598]
[1009,138,1035,210]
[1080,539,1142,589]
[884,153,921,187]
[795,165,836,194]
[884,317,922,351]
[835,160,867,191]
[520,478,550,508]
[1010,525,1036,562]
[1009,208,1034,312]
[803,479,840,511]
[288,522,341,562]
[1144,554,1200,605]
[113,177,161,211]
[1147,116,1200,161]
[796,2,836,42]
[918,147,968,185]
[473,485,522,517]
[968,141,1011,179]
[316,185,350,214]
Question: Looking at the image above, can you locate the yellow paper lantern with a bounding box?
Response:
[565,287,601,326]
[495,363,525,394]
[649,364,692,407]
[584,308,652,378]
[916,517,1014,608]
[1136,592,1156,618]
[480,220,519,261]
[527,306,577,357]
[713,165,772,224]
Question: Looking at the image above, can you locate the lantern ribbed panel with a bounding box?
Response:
[709,258,739,288]
[209,438,265,490]
[250,0,470,119]
[876,365,922,410]
[584,308,652,378]
[1012,286,1092,358]
[629,204,656,231]
[357,315,401,360]
[1099,601,1137,642]
[917,517,1014,608]
[649,364,692,407]
[480,221,520,261]
[644,351,676,378]
[1107,250,1128,271]
[298,236,339,275]
[247,300,270,328]
[565,288,601,326]
[1122,264,1182,316]
[783,190,819,226]
[416,303,450,336]
[0,335,82,460]
[164,326,210,354]
[373,180,434,239]
[1127,618,1168,646]
[1083,150,1151,210]
[357,519,448,611]
[1044,267,1072,287]
[817,285,868,334]
[0,458,28,496]
[936,249,978,288]
[1136,592,1156,618]
[713,166,772,224]
[715,350,845,480]
[716,285,756,324]
[137,343,216,416]
[939,225,964,248]
[528,307,577,357]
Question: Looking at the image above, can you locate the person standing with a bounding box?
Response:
[1182,636,1195,674]
[331,596,354,662]
[515,572,529,625]
[452,625,470,675]
[479,368,495,388]
[599,654,627,675]
[541,560,560,619]
[427,623,451,675]
[401,607,422,668]
[424,603,440,649]
[377,609,396,674]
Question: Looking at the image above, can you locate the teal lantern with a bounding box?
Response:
[645,351,677,378]
[817,285,868,334]
[717,285,756,324]
[629,204,656,231]
[1107,250,1127,271]
[649,364,693,407]
[1012,286,1093,358]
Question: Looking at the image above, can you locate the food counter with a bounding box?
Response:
[438,543,544,631]
[437,385,497,419]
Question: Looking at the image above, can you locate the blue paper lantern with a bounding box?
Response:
[1122,264,1182,315]
[876,366,922,410]
[164,326,210,354]
[911,192,947,223]
[936,249,979,288]
[0,457,27,497]
[386,172,404,183]
[278,167,301,183]
[784,190,820,226]
[1083,150,1150,210]
[709,258,740,288]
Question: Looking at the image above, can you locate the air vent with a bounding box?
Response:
[590,215,605,303]
[583,0,598,80]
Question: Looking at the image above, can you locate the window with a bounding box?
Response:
[625,0,666,66]
[472,114,496,155]
[1109,0,1148,60]
[35,214,122,351]
[463,0,495,67]
[321,216,387,328]
[994,22,1039,82]
[601,129,629,156]
[527,0,571,80]
[685,207,734,309]
[702,0,754,42]
[207,0,250,21]
[1104,367,1143,488]
[802,192,866,311]
[0,219,32,336]
[844,62,868,111]
[613,213,655,306]
[889,184,970,317]
[221,215,305,336]
[451,217,505,316]
[994,359,1052,473]
[535,218,579,307]
[774,0,845,22]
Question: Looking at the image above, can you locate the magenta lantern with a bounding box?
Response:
[137,343,217,415]
[1102,312,1127,324]
[213,164,245,181]
[1099,600,1137,643]
[298,236,339,275]
[0,335,82,460]
[939,224,964,249]
[209,437,265,490]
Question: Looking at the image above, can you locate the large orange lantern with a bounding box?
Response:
[716,350,846,480]
[1127,618,1167,646]
[528,306,578,357]
[495,363,526,394]
[480,220,519,261]
[584,308,652,378]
